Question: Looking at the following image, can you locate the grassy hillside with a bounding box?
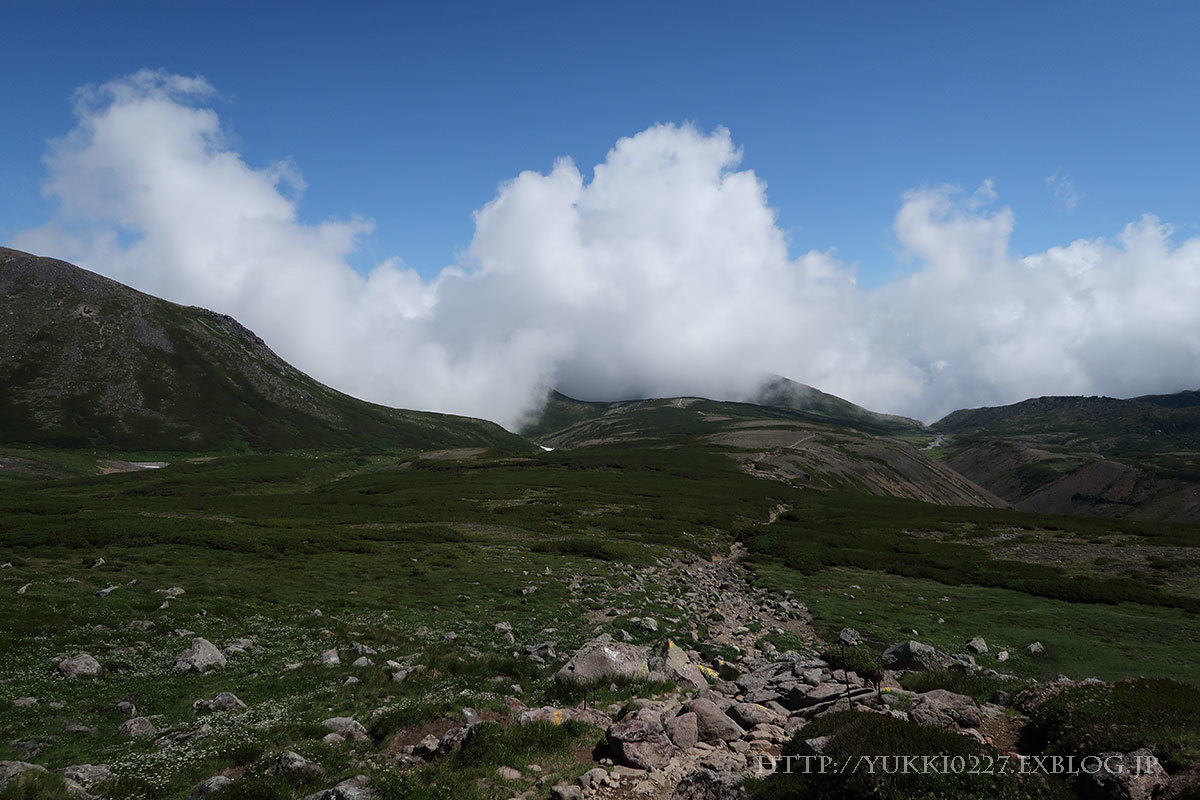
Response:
[522,392,999,507]
[933,392,1200,522]
[0,248,531,455]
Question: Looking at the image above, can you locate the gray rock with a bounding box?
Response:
[0,762,47,790]
[670,769,750,799]
[683,698,745,743]
[607,708,673,770]
[189,775,233,798]
[300,777,379,800]
[413,734,440,760]
[1027,641,1045,655]
[996,650,1009,662]
[460,707,482,726]
[118,716,158,738]
[314,649,341,666]
[174,638,226,673]
[56,654,102,677]
[321,717,368,741]
[437,726,469,756]
[965,636,988,654]
[12,698,37,708]
[96,585,119,597]
[907,689,982,730]
[58,763,112,788]
[497,765,522,781]
[880,640,947,671]
[194,692,246,712]
[551,784,584,800]
[667,711,698,749]
[786,682,843,709]
[578,767,609,789]
[267,751,325,777]
[555,639,649,686]
[116,701,137,718]
[223,638,254,654]
[726,702,780,729]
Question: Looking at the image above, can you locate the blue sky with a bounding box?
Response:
[3,1,1197,287]
[4,2,1199,425]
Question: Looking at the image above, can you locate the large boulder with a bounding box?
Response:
[670,769,750,800]
[907,689,982,730]
[555,638,649,686]
[56,654,101,677]
[682,698,745,743]
[174,638,226,673]
[607,708,673,770]
[655,640,712,690]
[881,640,949,671]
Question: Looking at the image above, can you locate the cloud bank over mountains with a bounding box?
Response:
[13,71,1200,430]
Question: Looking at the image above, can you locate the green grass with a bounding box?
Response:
[750,565,1200,685]
[899,671,1018,704]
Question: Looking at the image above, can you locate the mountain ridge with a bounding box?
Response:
[0,247,532,454]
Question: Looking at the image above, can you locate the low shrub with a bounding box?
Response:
[748,711,1069,800]
[1024,677,1200,771]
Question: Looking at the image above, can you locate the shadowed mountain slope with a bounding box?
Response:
[0,248,532,454]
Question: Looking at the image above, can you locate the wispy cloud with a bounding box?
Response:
[1046,170,1081,211]
[12,72,1200,428]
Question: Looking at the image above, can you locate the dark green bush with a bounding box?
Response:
[1025,677,1200,771]
[748,711,1069,800]
[900,670,1018,704]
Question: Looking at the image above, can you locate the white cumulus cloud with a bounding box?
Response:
[11,71,1200,430]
